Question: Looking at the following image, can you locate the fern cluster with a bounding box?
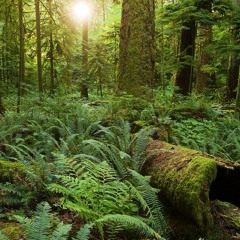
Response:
[49,159,166,239]
[0,96,167,239]
[0,202,93,240]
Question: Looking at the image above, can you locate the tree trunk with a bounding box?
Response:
[48,0,55,96]
[35,0,44,94]
[175,20,196,95]
[118,0,155,97]
[227,14,240,102]
[17,0,25,113]
[0,93,5,115]
[196,24,216,93]
[81,21,89,99]
[196,0,216,93]
[143,140,240,231]
[102,0,106,26]
[235,77,240,116]
[227,52,240,101]
[233,0,240,114]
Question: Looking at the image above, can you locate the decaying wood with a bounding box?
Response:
[143,140,240,232]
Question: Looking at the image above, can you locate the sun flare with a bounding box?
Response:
[71,1,92,22]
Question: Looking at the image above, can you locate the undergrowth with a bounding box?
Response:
[1,92,239,240]
[0,94,167,239]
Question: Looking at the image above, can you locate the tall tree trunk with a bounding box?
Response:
[229,0,240,102]
[196,0,216,93]
[17,0,25,113]
[118,0,155,97]
[102,0,106,26]
[0,93,5,115]
[196,24,216,93]
[227,22,240,101]
[233,0,240,115]
[227,52,240,101]
[48,0,55,95]
[236,78,240,117]
[35,0,43,95]
[81,21,89,99]
[175,20,196,95]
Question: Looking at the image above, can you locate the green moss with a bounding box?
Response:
[131,120,148,132]
[213,200,240,230]
[0,221,24,239]
[0,160,23,182]
[147,144,217,231]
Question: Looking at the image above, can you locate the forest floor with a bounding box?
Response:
[164,199,240,240]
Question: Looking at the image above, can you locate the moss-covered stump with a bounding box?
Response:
[143,140,240,232]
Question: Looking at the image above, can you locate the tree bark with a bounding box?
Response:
[48,0,55,96]
[17,0,25,113]
[196,24,216,93]
[227,52,240,101]
[0,93,5,115]
[143,140,240,231]
[118,0,155,97]
[175,20,196,95]
[35,0,44,94]
[81,21,89,99]
[233,0,240,114]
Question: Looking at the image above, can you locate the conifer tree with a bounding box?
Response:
[118,0,155,97]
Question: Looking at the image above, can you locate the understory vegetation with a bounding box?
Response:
[0,90,239,240]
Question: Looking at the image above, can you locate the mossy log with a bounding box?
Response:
[143,140,240,232]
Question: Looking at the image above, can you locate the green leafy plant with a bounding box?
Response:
[172,116,240,162]
[49,158,167,239]
[9,202,70,240]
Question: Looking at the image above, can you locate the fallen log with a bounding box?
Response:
[143,140,240,232]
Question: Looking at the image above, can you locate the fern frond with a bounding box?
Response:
[50,161,139,223]
[0,230,9,240]
[16,202,51,240]
[73,223,94,240]
[82,139,129,178]
[96,214,162,239]
[128,170,166,234]
[49,222,71,240]
[0,182,29,206]
[132,128,151,171]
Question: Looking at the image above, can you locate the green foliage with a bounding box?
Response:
[96,214,163,240]
[72,223,94,240]
[49,159,166,238]
[48,119,167,238]
[0,230,8,240]
[128,170,167,234]
[0,152,55,207]
[14,202,72,240]
[50,160,139,221]
[172,118,217,152]
[172,116,240,162]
